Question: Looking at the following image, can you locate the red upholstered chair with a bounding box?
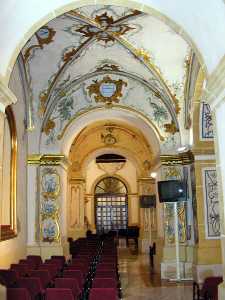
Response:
[71,259,89,269]
[45,259,62,272]
[193,276,223,300]
[7,288,31,300]
[19,259,35,270]
[0,269,19,287]
[51,255,66,263]
[89,288,118,300]
[63,270,84,290]
[30,269,51,288]
[46,288,74,300]
[95,271,117,279]
[92,278,117,289]
[65,265,87,277]
[55,278,81,299]
[97,263,117,270]
[17,277,44,300]
[39,263,57,279]
[11,264,30,277]
[27,255,42,269]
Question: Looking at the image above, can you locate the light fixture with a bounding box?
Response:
[150,172,157,178]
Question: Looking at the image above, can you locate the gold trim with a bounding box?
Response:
[57,106,164,142]
[87,75,127,106]
[160,150,194,165]
[67,11,180,114]
[1,106,17,241]
[138,177,156,183]
[27,154,67,166]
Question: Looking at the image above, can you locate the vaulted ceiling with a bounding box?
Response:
[18,4,199,155]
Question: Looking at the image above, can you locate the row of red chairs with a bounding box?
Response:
[87,238,120,300]
[4,236,121,299]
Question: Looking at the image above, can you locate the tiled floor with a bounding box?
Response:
[118,247,193,300]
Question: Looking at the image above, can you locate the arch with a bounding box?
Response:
[43,69,179,131]
[94,176,128,195]
[81,147,144,179]
[52,107,161,158]
[2,0,225,83]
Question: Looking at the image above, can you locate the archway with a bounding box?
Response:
[94,176,128,233]
[0,1,224,298]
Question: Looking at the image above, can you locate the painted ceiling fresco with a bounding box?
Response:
[20,4,192,154]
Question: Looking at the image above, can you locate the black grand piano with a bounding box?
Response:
[118,226,140,248]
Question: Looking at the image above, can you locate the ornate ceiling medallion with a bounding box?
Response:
[74,12,135,44]
[87,76,127,106]
[24,26,56,63]
[101,127,117,145]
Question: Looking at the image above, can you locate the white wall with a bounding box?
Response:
[0,61,27,267]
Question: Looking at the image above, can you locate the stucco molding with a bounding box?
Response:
[0,81,17,113]
[203,56,225,110]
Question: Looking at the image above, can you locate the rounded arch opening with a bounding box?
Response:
[94,175,128,233]
[58,107,161,159]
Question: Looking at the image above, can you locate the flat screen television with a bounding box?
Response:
[140,195,156,208]
[157,180,187,203]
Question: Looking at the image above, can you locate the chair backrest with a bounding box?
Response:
[92,278,117,289]
[95,271,117,279]
[55,278,81,298]
[17,277,43,300]
[201,276,223,299]
[97,263,116,270]
[19,259,36,270]
[64,265,87,277]
[46,288,74,300]
[63,270,84,290]
[39,263,57,279]
[45,259,62,271]
[27,255,42,268]
[89,288,118,300]
[51,255,66,263]
[11,264,30,277]
[71,259,89,269]
[0,269,19,287]
[7,288,31,300]
[30,270,51,288]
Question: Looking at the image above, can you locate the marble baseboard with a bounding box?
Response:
[161,262,193,280]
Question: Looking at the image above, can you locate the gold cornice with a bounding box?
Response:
[27,154,69,166]
[138,177,156,183]
[69,178,85,183]
[160,150,194,165]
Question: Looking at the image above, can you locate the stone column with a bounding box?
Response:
[84,194,95,232]
[138,178,156,253]
[159,153,195,280]
[27,155,70,260]
[68,178,86,239]
[26,160,40,255]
